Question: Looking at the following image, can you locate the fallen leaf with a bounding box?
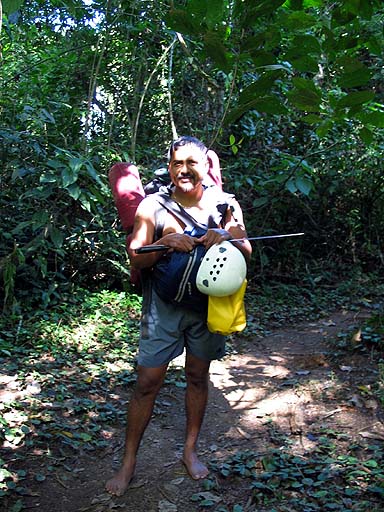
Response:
[339,365,353,372]
[349,395,364,408]
[158,499,177,512]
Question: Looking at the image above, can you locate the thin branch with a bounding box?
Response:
[175,32,219,91]
[209,61,238,148]
[82,0,113,151]
[131,37,177,162]
[168,38,178,139]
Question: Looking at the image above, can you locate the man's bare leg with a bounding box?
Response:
[182,352,210,480]
[105,364,168,496]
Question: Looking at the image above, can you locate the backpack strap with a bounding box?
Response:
[153,202,167,242]
[154,193,209,231]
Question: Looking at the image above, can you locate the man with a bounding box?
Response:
[106,136,252,496]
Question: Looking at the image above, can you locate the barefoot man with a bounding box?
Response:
[106,136,251,496]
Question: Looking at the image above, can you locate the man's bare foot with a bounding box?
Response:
[105,462,135,496]
[182,450,209,480]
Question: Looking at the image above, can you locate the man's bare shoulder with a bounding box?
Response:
[135,195,161,219]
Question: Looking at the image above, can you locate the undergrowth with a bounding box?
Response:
[197,438,384,511]
[0,273,383,511]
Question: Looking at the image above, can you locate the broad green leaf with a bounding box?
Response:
[164,9,201,34]
[205,0,225,29]
[203,32,231,72]
[290,35,321,55]
[335,34,360,52]
[69,157,83,174]
[279,11,317,30]
[359,110,384,128]
[225,96,287,124]
[2,0,24,14]
[255,96,288,115]
[79,194,92,212]
[291,56,319,73]
[40,172,57,184]
[292,77,319,92]
[49,227,64,248]
[336,90,375,108]
[287,87,321,112]
[283,0,322,7]
[316,119,333,138]
[301,114,322,124]
[338,69,372,88]
[47,159,65,169]
[85,162,105,187]
[252,0,286,16]
[39,109,56,124]
[250,50,276,67]
[253,197,269,207]
[296,176,312,195]
[366,35,382,55]
[336,57,372,88]
[286,180,297,194]
[61,166,78,188]
[238,72,282,102]
[242,30,281,52]
[331,6,356,27]
[188,0,207,18]
[66,184,82,200]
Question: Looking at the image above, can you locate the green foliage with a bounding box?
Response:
[0,287,141,500]
[208,440,384,510]
[0,0,383,311]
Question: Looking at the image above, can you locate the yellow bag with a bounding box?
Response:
[207,279,247,335]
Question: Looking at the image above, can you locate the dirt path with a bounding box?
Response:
[4,308,384,511]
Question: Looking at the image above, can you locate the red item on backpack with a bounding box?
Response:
[108,163,145,233]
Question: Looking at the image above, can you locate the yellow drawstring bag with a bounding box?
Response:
[207,279,247,335]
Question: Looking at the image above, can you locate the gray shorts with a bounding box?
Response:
[137,280,226,368]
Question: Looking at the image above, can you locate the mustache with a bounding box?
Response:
[177,173,195,179]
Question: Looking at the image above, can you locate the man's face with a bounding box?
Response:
[168,144,208,193]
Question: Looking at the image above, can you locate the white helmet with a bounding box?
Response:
[196,241,247,296]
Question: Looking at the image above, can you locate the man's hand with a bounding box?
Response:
[161,232,199,253]
[196,228,232,249]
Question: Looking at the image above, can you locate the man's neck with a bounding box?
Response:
[172,183,204,208]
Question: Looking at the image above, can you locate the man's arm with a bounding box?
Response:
[224,199,252,263]
[197,199,252,263]
[127,197,200,269]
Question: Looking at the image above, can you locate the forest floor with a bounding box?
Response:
[2,306,384,512]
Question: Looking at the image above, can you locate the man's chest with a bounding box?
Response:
[161,208,210,235]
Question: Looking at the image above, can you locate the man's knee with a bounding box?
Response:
[185,356,210,388]
[135,365,167,397]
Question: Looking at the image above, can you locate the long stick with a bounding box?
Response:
[135,233,304,254]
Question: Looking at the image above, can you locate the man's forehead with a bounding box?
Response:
[171,144,207,161]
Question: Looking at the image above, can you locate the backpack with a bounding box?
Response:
[150,189,231,313]
[108,152,224,291]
